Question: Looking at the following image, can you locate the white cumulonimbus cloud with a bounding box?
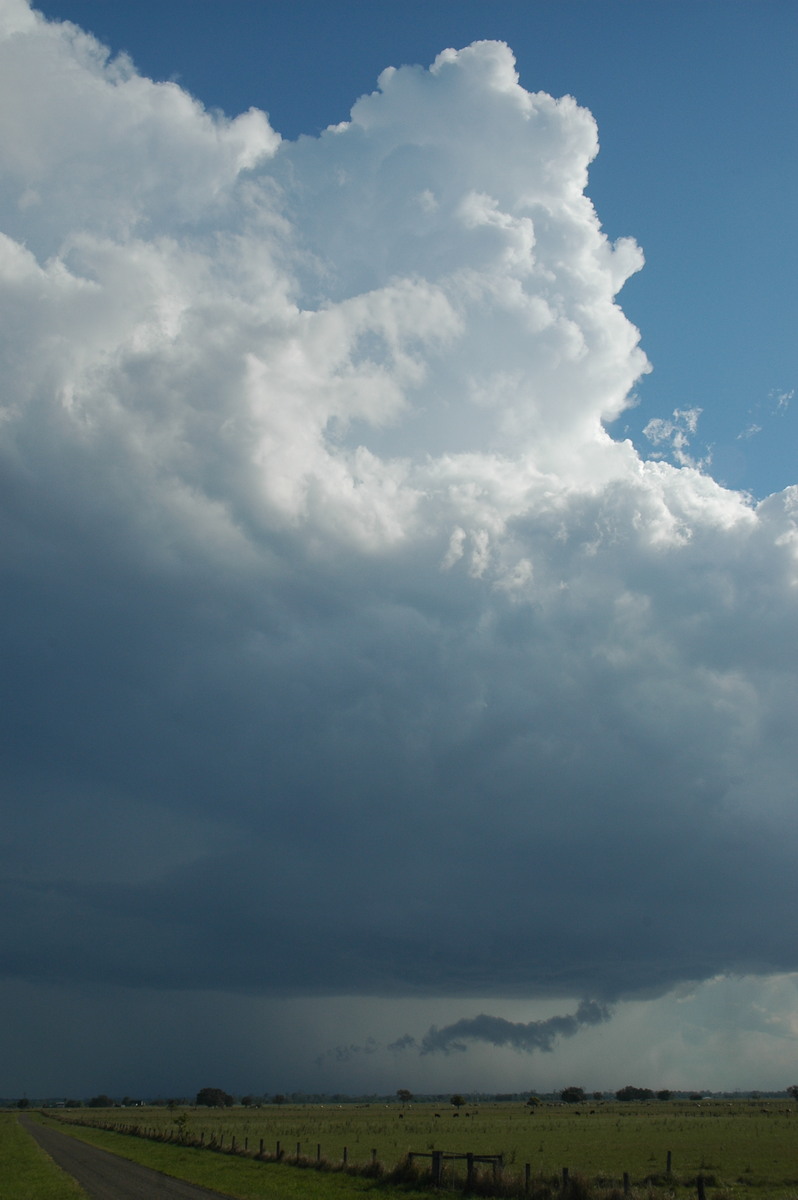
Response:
[1,0,797,1030]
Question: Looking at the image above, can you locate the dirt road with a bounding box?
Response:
[19,1114,240,1200]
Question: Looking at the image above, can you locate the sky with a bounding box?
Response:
[1,0,797,1101]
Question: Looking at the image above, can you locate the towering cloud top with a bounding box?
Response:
[1,2,796,1013]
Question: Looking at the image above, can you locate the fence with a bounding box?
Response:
[409,1150,504,1187]
[39,1114,713,1199]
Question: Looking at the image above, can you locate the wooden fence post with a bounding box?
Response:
[431,1150,443,1186]
[525,1163,531,1194]
[259,1137,263,1156]
[372,1148,378,1165]
[623,1171,630,1194]
[343,1146,348,1165]
[666,1150,672,1176]
[317,1143,321,1162]
[467,1153,475,1188]
[697,1176,706,1200]
[562,1166,570,1192]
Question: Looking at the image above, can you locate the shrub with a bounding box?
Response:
[195,1087,233,1107]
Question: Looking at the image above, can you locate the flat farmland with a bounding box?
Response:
[52,1099,798,1197]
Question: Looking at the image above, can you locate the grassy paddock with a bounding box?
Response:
[0,1112,88,1200]
[28,1111,434,1200]
[42,1099,798,1199]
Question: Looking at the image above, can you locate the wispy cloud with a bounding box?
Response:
[418,1001,611,1055]
[643,407,705,467]
[319,1002,611,1065]
[315,1037,380,1066]
[771,388,793,413]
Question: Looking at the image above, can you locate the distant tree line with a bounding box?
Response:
[616,1086,673,1102]
[195,1087,234,1107]
[13,1085,798,1109]
[557,1086,674,1103]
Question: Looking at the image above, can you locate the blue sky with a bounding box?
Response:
[33,0,797,498]
[2,0,798,1100]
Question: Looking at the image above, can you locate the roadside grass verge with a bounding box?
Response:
[0,1113,88,1200]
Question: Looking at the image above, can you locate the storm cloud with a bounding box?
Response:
[1,0,798,1078]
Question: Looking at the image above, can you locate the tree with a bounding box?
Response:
[525,1095,540,1108]
[241,1094,254,1107]
[656,1089,673,1101]
[616,1086,653,1102]
[560,1086,585,1104]
[272,1093,287,1105]
[16,1098,29,1109]
[195,1087,233,1108]
[88,1094,113,1108]
[396,1089,413,1104]
[450,1094,466,1108]
[787,1085,798,1104]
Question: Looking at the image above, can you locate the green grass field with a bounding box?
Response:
[37,1099,798,1199]
[0,1113,88,1200]
[24,1110,435,1200]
